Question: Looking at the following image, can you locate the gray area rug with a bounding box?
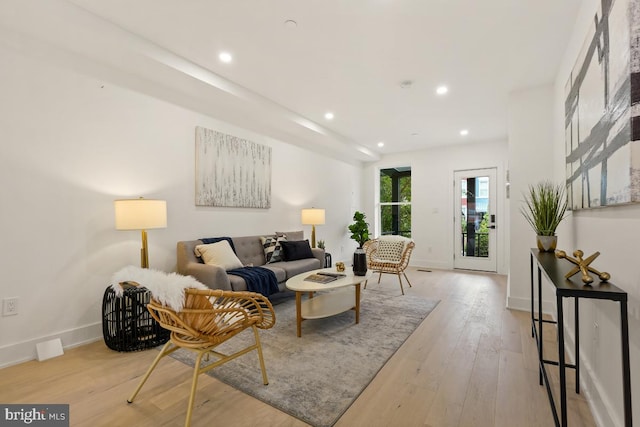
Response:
[171,286,439,427]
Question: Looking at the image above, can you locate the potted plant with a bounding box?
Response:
[348,211,370,248]
[521,181,568,252]
[348,211,370,276]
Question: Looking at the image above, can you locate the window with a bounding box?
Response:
[379,167,411,237]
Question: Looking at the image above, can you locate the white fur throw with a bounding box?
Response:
[111,265,208,312]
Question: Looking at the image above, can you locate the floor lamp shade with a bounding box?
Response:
[301,208,325,248]
[115,198,167,268]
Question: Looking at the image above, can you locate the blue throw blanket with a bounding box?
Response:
[227,267,279,297]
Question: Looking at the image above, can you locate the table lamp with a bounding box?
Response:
[301,208,325,248]
[115,198,167,268]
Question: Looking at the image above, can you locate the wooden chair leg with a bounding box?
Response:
[403,271,413,288]
[364,279,368,289]
[377,272,383,284]
[252,325,269,385]
[397,273,405,295]
[128,341,173,404]
[185,350,207,427]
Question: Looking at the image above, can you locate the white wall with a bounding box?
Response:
[0,39,362,367]
[505,84,569,311]
[362,139,509,274]
[548,0,640,424]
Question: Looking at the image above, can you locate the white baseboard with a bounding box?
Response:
[0,322,102,368]
[409,259,451,270]
[506,295,555,315]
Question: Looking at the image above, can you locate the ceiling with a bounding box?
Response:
[5,0,582,161]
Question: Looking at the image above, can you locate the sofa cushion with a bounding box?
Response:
[261,235,287,263]
[269,258,323,280]
[258,265,287,283]
[231,235,268,266]
[227,266,286,292]
[276,230,304,241]
[194,240,244,270]
[281,240,314,261]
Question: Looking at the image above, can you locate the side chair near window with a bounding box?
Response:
[363,236,415,295]
[111,266,276,427]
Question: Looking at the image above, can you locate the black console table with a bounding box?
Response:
[530,249,632,427]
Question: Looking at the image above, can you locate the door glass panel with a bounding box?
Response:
[459,175,490,258]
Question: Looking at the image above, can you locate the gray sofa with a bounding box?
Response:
[177,232,324,293]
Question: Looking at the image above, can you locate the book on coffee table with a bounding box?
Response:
[316,272,347,278]
[304,274,338,284]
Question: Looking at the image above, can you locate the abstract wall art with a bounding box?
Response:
[195,126,271,208]
[565,0,640,209]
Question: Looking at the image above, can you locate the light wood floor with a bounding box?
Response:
[0,268,596,426]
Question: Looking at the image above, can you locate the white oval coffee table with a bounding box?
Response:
[285,268,372,337]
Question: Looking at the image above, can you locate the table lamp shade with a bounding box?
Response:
[301,208,325,248]
[114,198,167,268]
[115,199,167,230]
[301,208,325,226]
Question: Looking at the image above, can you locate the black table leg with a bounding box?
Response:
[538,265,543,386]
[575,297,580,394]
[531,253,535,338]
[621,300,632,427]
[557,294,567,427]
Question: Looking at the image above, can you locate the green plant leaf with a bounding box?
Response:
[520,181,568,236]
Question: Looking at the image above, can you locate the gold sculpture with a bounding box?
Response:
[555,249,610,284]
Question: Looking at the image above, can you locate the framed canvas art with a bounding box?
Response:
[195,126,271,208]
[565,0,640,209]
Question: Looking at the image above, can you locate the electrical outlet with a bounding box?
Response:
[3,297,19,316]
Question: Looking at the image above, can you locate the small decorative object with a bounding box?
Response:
[336,262,345,272]
[317,240,325,249]
[348,211,370,276]
[556,249,611,284]
[521,181,568,252]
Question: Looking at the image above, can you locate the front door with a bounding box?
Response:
[453,168,497,272]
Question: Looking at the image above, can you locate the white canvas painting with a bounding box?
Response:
[195,126,271,208]
[564,0,640,209]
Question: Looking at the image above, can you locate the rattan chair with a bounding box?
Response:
[126,288,275,427]
[363,237,415,295]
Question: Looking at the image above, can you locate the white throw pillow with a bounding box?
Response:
[377,237,409,262]
[195,240,244,271]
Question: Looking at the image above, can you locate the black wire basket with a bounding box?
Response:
[102,285,169,352]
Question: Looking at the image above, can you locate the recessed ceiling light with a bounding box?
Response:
[377,142,385,147]
[436,85,448,95]
[219,52,232,63]
[324,112,334,120]
[400,80,413,89]
[284,19,298,28]
[460,129,469,136]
